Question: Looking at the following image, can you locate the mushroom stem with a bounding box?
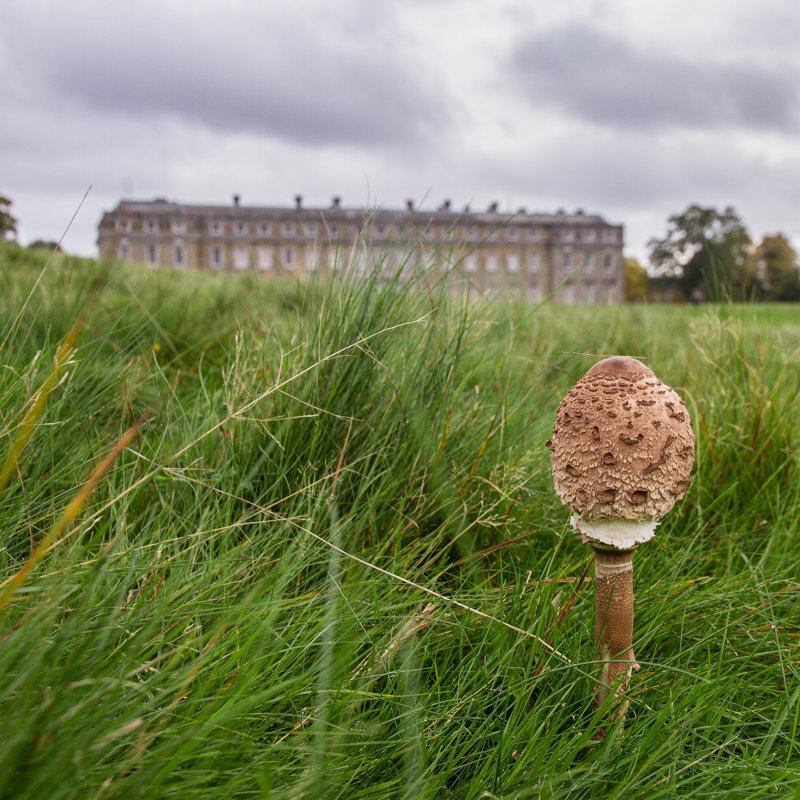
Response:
[593,547,638,715]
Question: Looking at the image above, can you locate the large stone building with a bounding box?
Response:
[97,195,625,303]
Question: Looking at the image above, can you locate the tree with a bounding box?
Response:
[0,194,17,240]
[751,234,800,301]
[624,257,648,302]
[648,205,755,301]
[28,240,62,253]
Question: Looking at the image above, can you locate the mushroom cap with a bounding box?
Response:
[548,356,694,522]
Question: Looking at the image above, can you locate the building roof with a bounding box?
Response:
[108,198,621,228]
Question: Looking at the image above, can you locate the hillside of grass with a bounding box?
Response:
[1,242,799,799]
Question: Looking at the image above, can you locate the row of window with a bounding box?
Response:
[120,242,303,270]
[560,229,619,244]
[463,252,531,274]
[118,218,351,239]
[562,250,616,272]
[463,251,616,275]
[114,217,620,244]
[119,241,618,279]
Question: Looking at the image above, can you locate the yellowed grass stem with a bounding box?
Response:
[0,419,144,613]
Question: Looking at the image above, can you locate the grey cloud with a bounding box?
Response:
[472,130,775,208]
[508,22,799,132]
[0,0,448,148]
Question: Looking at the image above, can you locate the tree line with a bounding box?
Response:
[627,204,800,303]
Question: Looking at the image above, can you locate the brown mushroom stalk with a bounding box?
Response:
[592,546,636,712]
[548,356,694,721]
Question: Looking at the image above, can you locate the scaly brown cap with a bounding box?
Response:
[548,356,694,522]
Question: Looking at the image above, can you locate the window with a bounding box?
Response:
[116,219,130,232]
[507,253,520,273]
[146,219,157,234]
[260,223,270,235]
[584,253,595,277]
[376,224,386,238]
[306,246,320,270]
[604,252,615,273]
[210,246,223,268]
[235,222,247,236]
[352,251,368,276]
[283,247,295,268]
[464,253,478,273]
[563,251,573,269]
[582,229,596,243]
[381,248,401,273]
[257,247,273,270]
[485,252,499,273]
[209,220,222,236]
[330,224,339,237]
[172,220,187,234]
[602,229,617,243]
[234,247,249,270]
[527,252,541,273]
[305,222,317,239]
[561,229,575,243]
[118,240,129,260]
[282,222,295,237]
[507,227,518,241]
[527,228,540,242]
[146,244,157,264]
[173,243,185,267]
[418,252,435,271]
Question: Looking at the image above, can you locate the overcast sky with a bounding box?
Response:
[2,0,800,263]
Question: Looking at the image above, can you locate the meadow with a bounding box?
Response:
[0,242,798,799]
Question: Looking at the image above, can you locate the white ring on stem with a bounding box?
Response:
[571,515,658,551]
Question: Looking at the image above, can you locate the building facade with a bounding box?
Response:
[97,196,625,303]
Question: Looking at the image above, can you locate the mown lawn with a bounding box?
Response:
[1,242,798,799]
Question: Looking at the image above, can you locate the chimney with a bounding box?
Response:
[517,206,527,214]
[331,196,341,209]
[439,199,452,212]
[295,194,303,210]
[233,194,241,207]
[406,199,414,211]
[575,208,584,215]
[488,201,498,213]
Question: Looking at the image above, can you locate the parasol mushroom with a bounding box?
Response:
[547,356,694,718]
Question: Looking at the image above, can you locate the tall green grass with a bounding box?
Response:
[0,241,798,798]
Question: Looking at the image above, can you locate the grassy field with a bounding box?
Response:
[1,242,799,799]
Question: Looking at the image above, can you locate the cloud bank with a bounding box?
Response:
[2,0,448,147]
[509,22,798,132]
